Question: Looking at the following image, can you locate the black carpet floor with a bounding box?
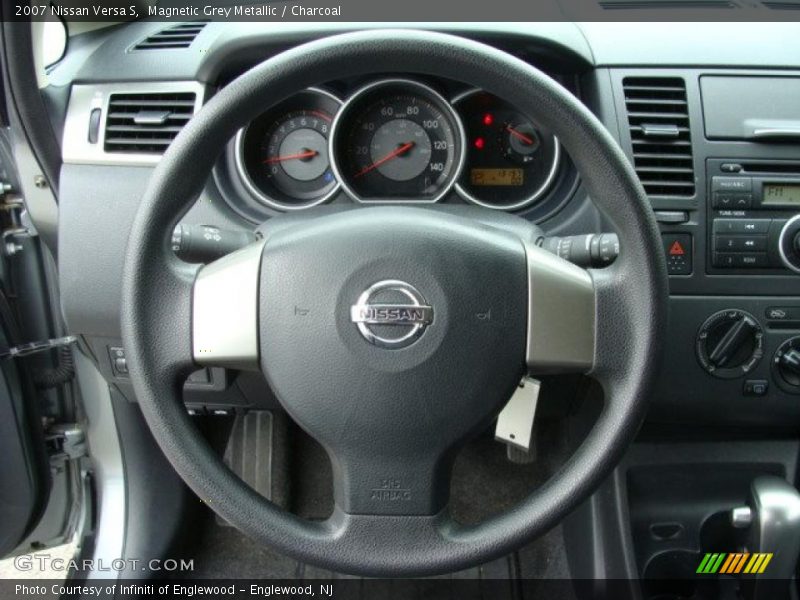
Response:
[185,419,576,597]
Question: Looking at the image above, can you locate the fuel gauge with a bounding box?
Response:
[503,122,540,164]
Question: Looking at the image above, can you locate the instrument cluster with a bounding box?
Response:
[233,78,563,213]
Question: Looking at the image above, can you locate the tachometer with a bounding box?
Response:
[236,88,341,211]
[330,80,465,203]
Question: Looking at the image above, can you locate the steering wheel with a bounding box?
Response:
[120,30,667,576]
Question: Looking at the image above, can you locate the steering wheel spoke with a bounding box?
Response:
[192,240,265,371]
[525,242,596,375]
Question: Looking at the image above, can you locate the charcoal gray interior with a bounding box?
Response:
[2,18,800,600]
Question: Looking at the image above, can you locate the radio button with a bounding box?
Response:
[712,194,733,209]
[714,235,767,252]
[713,218,771,234]
[765,307,800,321]
[713,253,736,268]
[713,192,753,209]
[713,252,769,268]
[736,253,769,268]
[712,176,752,192]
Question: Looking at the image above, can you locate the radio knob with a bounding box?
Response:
[778,215,800,273]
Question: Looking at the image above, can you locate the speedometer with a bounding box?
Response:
[330,80,465,203]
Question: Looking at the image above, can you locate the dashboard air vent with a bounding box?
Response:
[133,22,207,50]
[623,77,696,197]
[104,92,197,154]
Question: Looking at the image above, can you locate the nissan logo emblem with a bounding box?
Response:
[350,280,433,348]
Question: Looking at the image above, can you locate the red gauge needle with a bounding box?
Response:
[262,149,319,164]
[506,126,535,146]
[354,141,415,178]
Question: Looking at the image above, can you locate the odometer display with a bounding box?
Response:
[471,168,524,187]
[331,80,464,203]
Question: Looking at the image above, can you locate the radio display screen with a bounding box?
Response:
[763,183,800,205]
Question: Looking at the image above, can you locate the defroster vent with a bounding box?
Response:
[133,22,208,50]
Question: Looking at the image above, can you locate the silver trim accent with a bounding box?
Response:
[329,78,467,204]
[451,88,561,212]
[778,214,800,274]
[730,506,754,529]
[193,240,265,370]
[74,351,125,580]
[350,280,433,348]
[524,242,595,373]
[233,87,343,212]
[750,128,800,140]
[494,376,541,452]
[62,81,206,167]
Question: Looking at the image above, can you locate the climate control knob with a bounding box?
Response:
[773,337,800,394]
[697,309,764,379]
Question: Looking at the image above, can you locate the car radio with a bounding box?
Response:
[708,159,800,273]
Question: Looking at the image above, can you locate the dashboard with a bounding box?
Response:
[33,21,800,589]
[31,21,800,588]
[52,21,800,433]
[222,75,572,222]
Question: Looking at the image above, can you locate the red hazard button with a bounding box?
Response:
[669,240,685,256]
[662,234,692,275]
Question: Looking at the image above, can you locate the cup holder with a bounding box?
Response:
[641,511,744,600]
[642,550,701,600]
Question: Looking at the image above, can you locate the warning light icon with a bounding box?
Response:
[669,241,685,256]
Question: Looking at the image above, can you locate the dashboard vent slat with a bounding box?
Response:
[133,22,208,50]
[623,76,696,198]
[107,98,196,108]
[103,92,197,154]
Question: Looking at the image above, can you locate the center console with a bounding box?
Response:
[576,66,800,600]
[687,160,800,402]
[605,68,800,428]
[696,161,800,395]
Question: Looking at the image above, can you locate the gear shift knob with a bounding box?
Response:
[730,476,800,600]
